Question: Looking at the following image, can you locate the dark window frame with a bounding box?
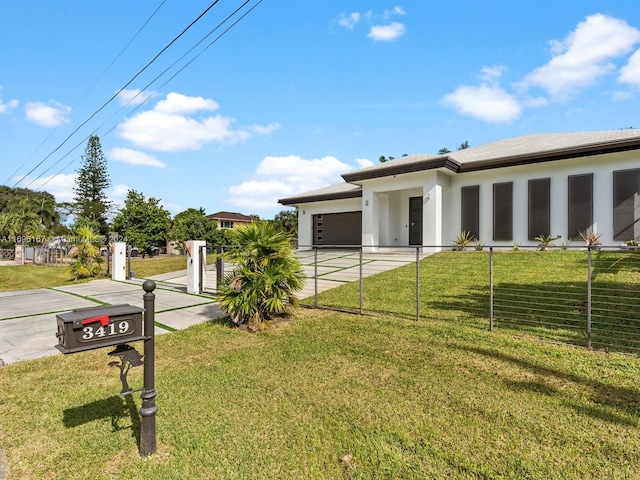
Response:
[613,168,640,241]
[528,178,551,241]
[567,173,593,240]
[461,185,480,240]
[493,182,513,241]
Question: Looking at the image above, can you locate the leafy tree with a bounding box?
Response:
[112,190,171,256]
[168,207,229,251]
[271,209,298,243]
[67,226,105,279]
[379,154,408,163]
[218,222,305,331]
[73,135,112,235]
[0,196,46,244]
[438,142,470,155]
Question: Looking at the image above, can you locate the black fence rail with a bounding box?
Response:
[298,245,640,355]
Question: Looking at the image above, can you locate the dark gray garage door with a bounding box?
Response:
[313,212,362,246]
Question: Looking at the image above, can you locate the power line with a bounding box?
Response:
[32,0,264,191]
[5,0,167,185]
[12,0,221,189]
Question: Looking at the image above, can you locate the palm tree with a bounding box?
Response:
[218,222,305,330]
[1,197,46,238]
[67,226,105,279]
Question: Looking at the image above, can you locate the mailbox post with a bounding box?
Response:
[139,280,157,456]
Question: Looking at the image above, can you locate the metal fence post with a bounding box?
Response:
[314,246,318,308]
[415,247,420,321]
[489,247,494,331]
[139,280,158,456]
[216,245,224,292]
[359,247,364,315]
[586,247,592,349]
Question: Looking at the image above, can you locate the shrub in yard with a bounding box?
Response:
[67,226,105,279]
[218,222,305,330]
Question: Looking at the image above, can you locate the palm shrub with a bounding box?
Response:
[67,226,105,279]
[218,222,305,330]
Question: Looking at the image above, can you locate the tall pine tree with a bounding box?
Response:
[73,135,112,235]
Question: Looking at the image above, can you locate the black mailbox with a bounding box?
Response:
[56,304,146,354]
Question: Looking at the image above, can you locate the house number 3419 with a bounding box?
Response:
[82,321,131,340]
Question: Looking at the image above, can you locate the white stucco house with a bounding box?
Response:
[278,130,640,250]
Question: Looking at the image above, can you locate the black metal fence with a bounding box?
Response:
[298,245,640,355]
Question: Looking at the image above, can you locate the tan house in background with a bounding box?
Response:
[206,211,253,229]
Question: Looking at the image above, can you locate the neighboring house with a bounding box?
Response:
[206,211,253,229]
[279,130,640,249]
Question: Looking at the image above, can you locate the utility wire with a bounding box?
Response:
[6,0,167,185]
[12,0,221,189]
[35,0,263,190]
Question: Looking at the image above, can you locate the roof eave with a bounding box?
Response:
[342,157,459,183]
[278,189,362,206]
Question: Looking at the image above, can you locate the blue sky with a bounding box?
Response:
[2,0,640,220]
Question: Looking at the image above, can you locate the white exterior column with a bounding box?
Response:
[111,242,127,281]
[361,191,378,252]
[186,240,206,294]
[423,172,449,250]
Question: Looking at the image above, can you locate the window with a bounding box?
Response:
[613,168,640,241]
[461,185,479,240]
[528,178,550,240]
[221,221,234,229]
[568,174,593,240]
[493,182,513,241]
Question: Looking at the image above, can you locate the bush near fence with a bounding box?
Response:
[301,246,640,355]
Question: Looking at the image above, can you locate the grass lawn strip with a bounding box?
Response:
[1,311,640,479]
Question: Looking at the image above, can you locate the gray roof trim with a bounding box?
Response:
[457,136,640,172]
[342,157,460,182]
[278,187,362,206]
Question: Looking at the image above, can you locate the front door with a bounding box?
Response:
[409,197,423,245]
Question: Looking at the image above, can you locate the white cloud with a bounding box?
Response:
[20,173,77,203]
[154,92,219,114]
[24,100,71,127]
[339,12,360,29]
[612,90,634,101]
[117,88,159,106]
[356,158,374,168]
[368,22,405,41]
[117,92,275,151]
[479,65,507,83]
[108,147,166,168]
[227,155,360,212]
[518,14,640,100]
[384,6,406,18]
[442,84,521,123]
[246,122,281,134]
[0,89,18,114]
[619,49,640,87]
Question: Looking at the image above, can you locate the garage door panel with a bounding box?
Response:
[313,212,362,246]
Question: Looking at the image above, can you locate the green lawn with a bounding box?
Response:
[306,250,640,353]
[1,311,640,479]
[0,254,204,292]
